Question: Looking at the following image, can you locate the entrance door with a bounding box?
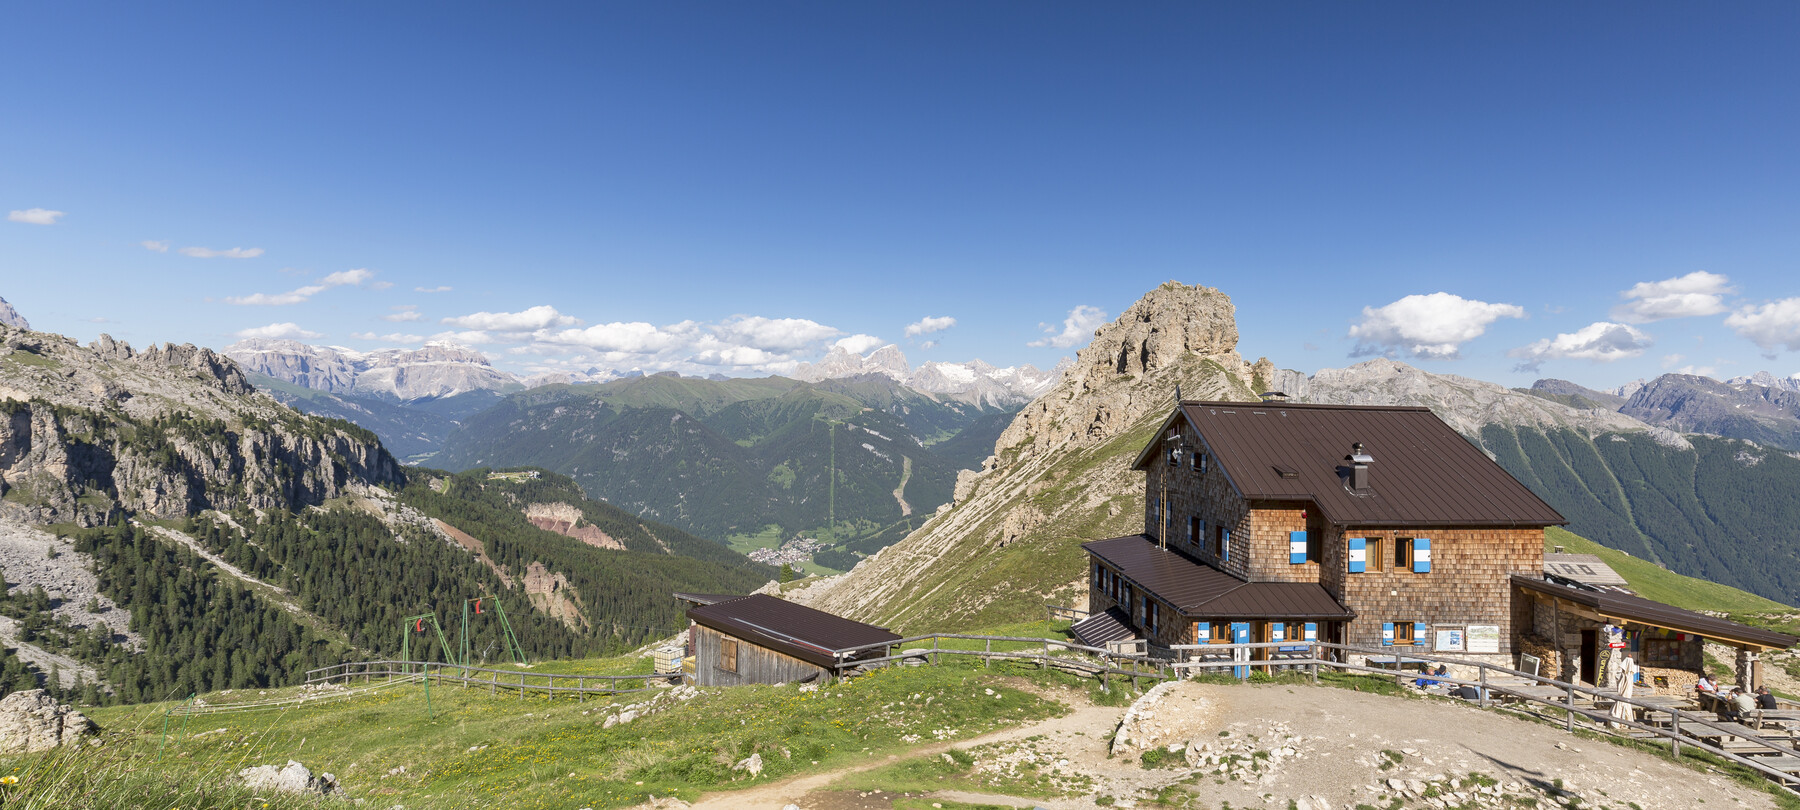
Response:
[1231,623,1251,678]
[1580,629,1598,685]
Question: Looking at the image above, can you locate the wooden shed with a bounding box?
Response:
[685,594,902,687]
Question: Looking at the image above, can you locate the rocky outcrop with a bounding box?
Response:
[0,297,27,330]
[237,760,340,795]
[1,325,400,526]
[0,689,96,752]
[523,561,588,630]
[796,282,1258,629]
[524,502,624,550]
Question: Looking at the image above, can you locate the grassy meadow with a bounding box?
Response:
[0,623,1115,809]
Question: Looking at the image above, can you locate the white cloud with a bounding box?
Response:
[1029,305,1108,348]
[1349,292,1526,359]
[226,268,382,306]
[351,331,425,343]
[1661,354,1685,368]
[834,334,885,354]
[441,305,581,332]
[236,322,322,340]
[1613,271,1734,323]
[383,310,422,322]
[920,340,939,350]
[1508,321,1652,371]
[181,246,265,259]
[141,240,170,253]
[548,321,693,353]
[1675,364,1718,378]
[322,268,373,286]
[8,208,64,225]
[415,285,453,293]
[713,316,841,351]
[904,315,956,338]
[1725,298,1800,356]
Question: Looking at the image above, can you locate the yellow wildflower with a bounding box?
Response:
[0,775,16,785]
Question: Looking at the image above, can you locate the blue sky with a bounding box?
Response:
[4,3,1799,388]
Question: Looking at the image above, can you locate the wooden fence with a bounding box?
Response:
[831,632,1172,691]
[304,660,679,701]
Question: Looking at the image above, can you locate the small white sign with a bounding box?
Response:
[1467,625,1501,653]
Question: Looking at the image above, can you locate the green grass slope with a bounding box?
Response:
[37,643,1085,810]
[1545,526,1790,613]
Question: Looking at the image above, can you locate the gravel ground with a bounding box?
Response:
[670,678,1787,810]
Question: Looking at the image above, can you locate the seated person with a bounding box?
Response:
[1451,684,1483,701]
[1414,664,1450,689]
[1733,688,1761,726]
[1757,686,1780,711]
[1696,675,1720,708]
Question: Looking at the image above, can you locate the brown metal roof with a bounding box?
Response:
[1141,401,1567,528]
[1070,607,1137,647]
[686,594,902,669]
[1512,575,1797,650]
[1084,535,1353,620]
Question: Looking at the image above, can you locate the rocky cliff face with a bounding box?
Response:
[1618,373,1800,451]
[795,282,1259,629]
[0,297,27,331]
[1,324,399,526]
[224,339,524,400]
[1302,358,1683,445]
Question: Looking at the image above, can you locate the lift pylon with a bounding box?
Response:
[400,612,452,671]
[460,596,527,666]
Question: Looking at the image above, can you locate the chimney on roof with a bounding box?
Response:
[1259,391,1288,402]
[1345,442,1373,491]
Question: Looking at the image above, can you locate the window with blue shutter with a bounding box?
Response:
[1381,622,1395,646]
[1348,537,1366,573]
[1272,622,1286,642]
[1222,527,1231,562]
[1413,537,1432,573]
[1289,531,1308,564]
[1414,622,1428,648]
[1304,622,1318,641]
[1196,621,1210,643]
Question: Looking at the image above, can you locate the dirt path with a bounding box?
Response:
[682,692,1125,810]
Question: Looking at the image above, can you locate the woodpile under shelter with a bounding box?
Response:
[683,594,901,687]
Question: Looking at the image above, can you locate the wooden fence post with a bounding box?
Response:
[1043,640,1050,672]
[932,637,939,666]
[1479,668,1489,708]
[1566,682,1576,732]
[1671,710,1682,758]
[984,638,991,670]
[1311,643,1319,685]
[520,673,525,701]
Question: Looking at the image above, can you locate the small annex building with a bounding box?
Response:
[681,593,901,687]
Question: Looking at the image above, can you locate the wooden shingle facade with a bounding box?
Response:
[1084,401,1566,667]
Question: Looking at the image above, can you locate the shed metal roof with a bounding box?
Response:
[1543,554,1630,588]
[1512,575,1797,650]
[686,594,902,669]
[1070,607,1137,647]
[1137,402,1567,528]
[1083,535,1353,620]
[673,592,747,606]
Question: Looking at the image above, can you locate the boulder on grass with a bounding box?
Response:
[0,689,97,753]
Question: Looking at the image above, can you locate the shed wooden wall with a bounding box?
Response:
[691,624,828,687]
